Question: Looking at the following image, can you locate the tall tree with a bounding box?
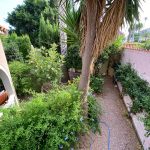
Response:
[38,14,59,48]
[135,22,143,42]
[128,22,143,42]
[7,0,58,46]
[127,23,135,42]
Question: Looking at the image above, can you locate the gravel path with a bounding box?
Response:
[80,77,142,150]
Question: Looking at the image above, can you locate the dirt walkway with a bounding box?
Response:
[81,77,142,150]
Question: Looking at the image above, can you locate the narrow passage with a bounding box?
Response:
[82,77,142,150]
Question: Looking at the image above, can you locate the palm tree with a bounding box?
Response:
[80,0,142,93]
[61,1,81,48]
[128,22,143,42]
[58,0,67,55]
[144,17,148,41]
[63,0,143,110]
[127,23,135,42]
[135,22,143,42]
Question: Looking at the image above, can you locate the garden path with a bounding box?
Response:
[80,77,142,150]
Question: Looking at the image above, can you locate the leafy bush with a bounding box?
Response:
[9,61,32,96]
[0,34,23,62]
[9,60,44,96]
[65,45,82,70]
[144,114,150,136]
[141,40,150,50]
[115,64,150,113]
[17,34,31,59]
[9,44,63,96]
[0,83,87,150]
[96,35,124,63]
[94,35,124,75]
[0,33,31,61]
[115,64,150,135]
[90,75,104,93]
[88,94,101,133]
[29,44,64,85]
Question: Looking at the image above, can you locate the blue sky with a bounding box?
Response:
[0,0,150,34]
[0,0,24,28]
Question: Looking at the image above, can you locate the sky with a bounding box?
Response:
[140,0,150,29]
[0,0,150,34]
[121,1,150,36]
[0,0,24,29]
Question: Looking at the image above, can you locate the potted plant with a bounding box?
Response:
[0,91,8,105]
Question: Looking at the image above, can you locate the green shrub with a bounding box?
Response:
[65,45,82,70]
[96,35,124,63]
[144,114,150,136]
[29,44,64,85]
[9,44,63,96]
[94,35,124,74]
[9,61,32,96]
[0,34,23,62]
[88,94,101,133]
[142,40,150,50]
[90,75,104,93]
[17,34,31,59]
[115,64,150,136]
[38,15,59,49]
[115,64,150,113]
[0,83,86,150]
[0,33,31,61]
[9,61,43,96]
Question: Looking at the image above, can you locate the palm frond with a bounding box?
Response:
[125,0,143,25]
[80,0,143,59]
[59,1,81,47]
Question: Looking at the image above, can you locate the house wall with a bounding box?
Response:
[0,40,18,105]
[0,41,11,75]
[121,48,150,84]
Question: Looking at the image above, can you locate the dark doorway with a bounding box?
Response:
[0,78,5,92]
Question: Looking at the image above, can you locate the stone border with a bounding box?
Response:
[124,48,150,53]
[116,81,150,150]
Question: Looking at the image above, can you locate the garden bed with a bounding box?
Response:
[116,81,150,149]
[114,63,150,150]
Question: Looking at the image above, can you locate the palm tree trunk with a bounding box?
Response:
[58,0,69,82]
[58,0,67,55]
[79,0,97,107]
[127,28,132,42]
